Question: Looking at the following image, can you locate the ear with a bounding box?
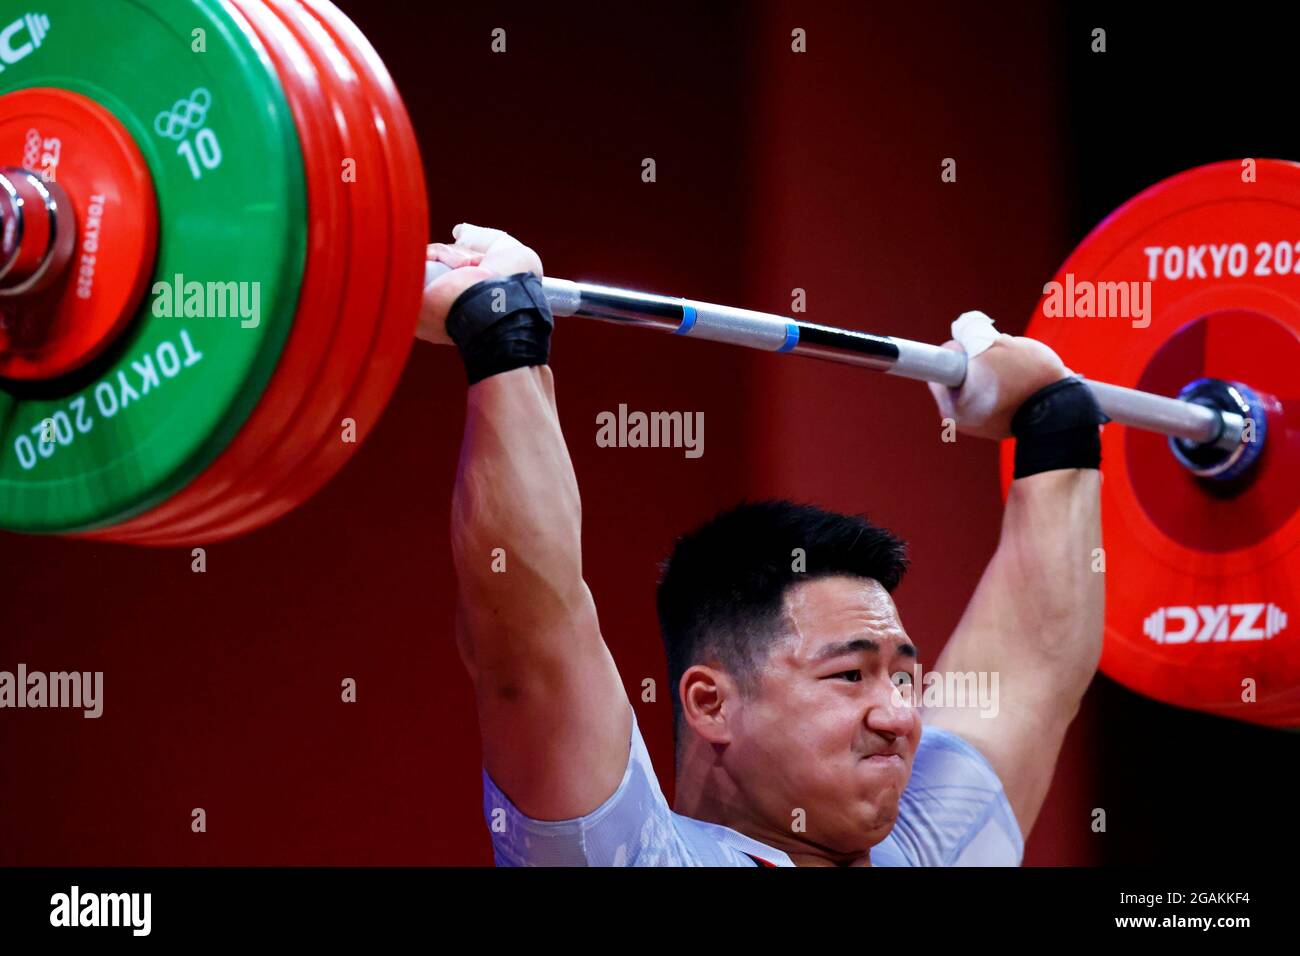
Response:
[679,664,737,746]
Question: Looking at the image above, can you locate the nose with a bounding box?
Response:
[866,675,918,740]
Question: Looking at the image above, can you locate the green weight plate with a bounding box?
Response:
[0,0,306,532]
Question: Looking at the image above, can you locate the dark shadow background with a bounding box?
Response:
[2,0,1297,865]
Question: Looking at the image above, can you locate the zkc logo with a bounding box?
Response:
[0,12,49,71]
[1144,603,1288,644]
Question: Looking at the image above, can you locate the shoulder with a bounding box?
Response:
[482,706,756,866]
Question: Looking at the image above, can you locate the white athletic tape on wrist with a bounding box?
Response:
[952,310,999,359]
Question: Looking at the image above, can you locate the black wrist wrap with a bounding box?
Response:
[1011,376,1109,479]
[445,272,554,385]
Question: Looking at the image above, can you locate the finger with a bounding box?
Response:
[429,241,479,256]
[481,242,543,278]
[422,264,495,316]
[427,242,477,269]
[452,222,509,253]
[927,380,957,421]
[424,260,451,288]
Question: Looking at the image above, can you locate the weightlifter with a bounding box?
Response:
[419,224,1105,867]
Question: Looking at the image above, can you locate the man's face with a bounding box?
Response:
[727,574,921,857]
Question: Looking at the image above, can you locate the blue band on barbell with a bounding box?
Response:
[674,305,697,336]
[779,322,799,353]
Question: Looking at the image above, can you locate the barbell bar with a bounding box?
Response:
[425,262,1249,453]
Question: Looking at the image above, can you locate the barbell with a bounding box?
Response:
[0,0,1295,727]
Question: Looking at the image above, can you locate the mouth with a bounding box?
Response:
[861,753,904,766]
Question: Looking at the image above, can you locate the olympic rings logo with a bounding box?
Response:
[154,88,212,141]
[22,127,60,180]
[22,127,40,168]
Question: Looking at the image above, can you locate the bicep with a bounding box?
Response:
[921,697,1070,841]
[472,591,633,822]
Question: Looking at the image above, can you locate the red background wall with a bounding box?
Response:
[3,1,1296,866]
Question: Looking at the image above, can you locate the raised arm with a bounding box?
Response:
[921,332,1104,840]
[422,225,631,821]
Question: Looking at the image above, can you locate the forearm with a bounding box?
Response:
[935,467,1103,711]
[450,364,597,676]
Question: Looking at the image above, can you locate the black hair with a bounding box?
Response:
[656,499,909,754]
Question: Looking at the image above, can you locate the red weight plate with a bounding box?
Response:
[101,0,366,544]
[0,88,157,380]
[1001,159,1300,727]
[224,0,425,539]
[161,0,424,544]
[139,0,401,545]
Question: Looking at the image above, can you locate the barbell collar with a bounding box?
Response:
[0,167,76,297]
